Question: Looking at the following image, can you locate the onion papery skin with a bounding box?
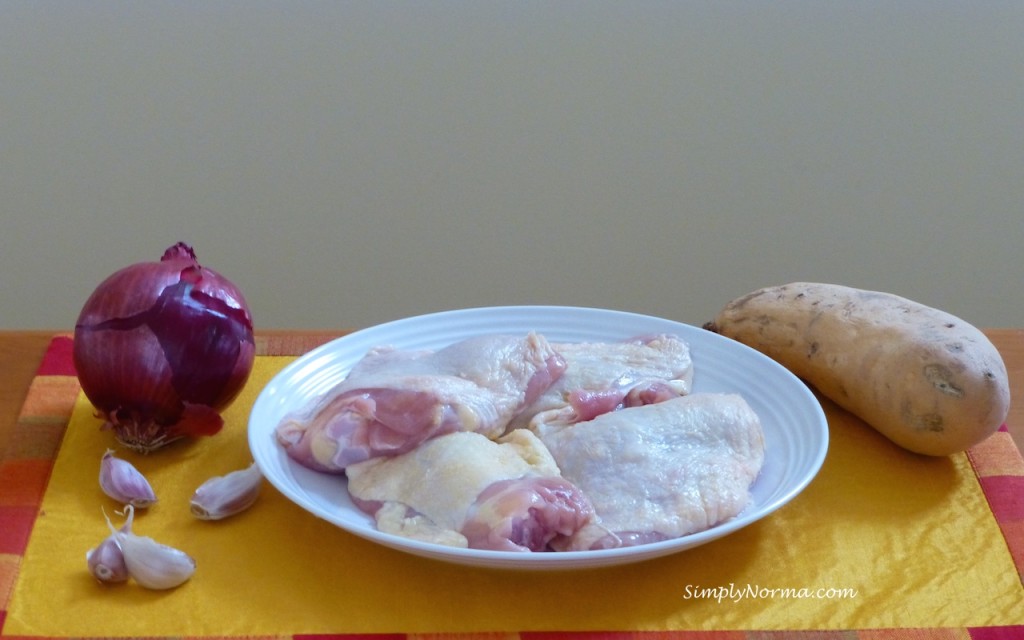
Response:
[74,243,255,453]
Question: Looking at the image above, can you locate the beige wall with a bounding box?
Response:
[3,3,1021,331]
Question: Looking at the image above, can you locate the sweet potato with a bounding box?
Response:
[704,282,1010,456]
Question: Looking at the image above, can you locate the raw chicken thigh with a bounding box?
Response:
[275,333,565,472]
[275,330,765,555]
[531,393,765,551]
[508,334,694,431]
[346,430,594,551]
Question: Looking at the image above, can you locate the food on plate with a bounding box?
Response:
[275,333,566,472]
[505,334,694,432]
[346,430,594,551]
[530,393,765,551]
[276,330,767,552]
[705,282,1010,456]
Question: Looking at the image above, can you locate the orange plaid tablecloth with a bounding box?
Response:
[2,334,1023,640]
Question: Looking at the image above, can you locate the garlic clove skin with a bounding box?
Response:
[103,505,196,590]
[190,461,263,520]
[86,532,129,583]
[118,531,196,590]
[99,449,157,508]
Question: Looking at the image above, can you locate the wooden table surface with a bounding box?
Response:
[2,328,1022,454]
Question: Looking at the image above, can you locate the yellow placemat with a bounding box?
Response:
[6,355,1024,637]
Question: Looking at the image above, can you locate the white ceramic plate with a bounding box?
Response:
[249,306,828,570]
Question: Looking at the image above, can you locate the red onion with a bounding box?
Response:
[74,243,255,453]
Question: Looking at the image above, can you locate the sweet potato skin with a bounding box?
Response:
[705,282,1010,456]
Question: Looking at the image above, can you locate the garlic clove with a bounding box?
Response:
[99,449,157,508]
[104,505,196,590]
[86,532,129,583]
[190,461,263,520]
[118,531,197,590]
